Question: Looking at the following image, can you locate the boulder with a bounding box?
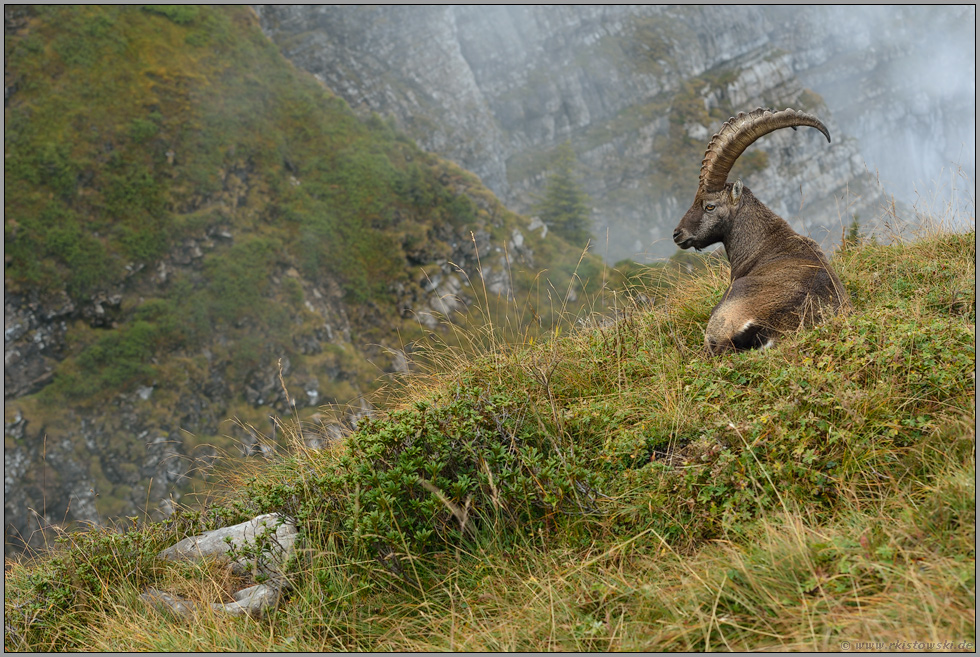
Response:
[140,588,200,618]
[141,583,282,620]
[157,513,298,580]
[146,513,299,619]
[212,584,282,618]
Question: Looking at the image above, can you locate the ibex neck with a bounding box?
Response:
[722,196,798,280]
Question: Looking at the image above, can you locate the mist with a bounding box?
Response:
[788,5,975,223]
[457,5,977,247]
[255,5,976,261]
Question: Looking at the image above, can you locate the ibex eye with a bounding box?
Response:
[705,204,715,211]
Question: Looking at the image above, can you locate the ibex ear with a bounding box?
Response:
[730,179,743,204]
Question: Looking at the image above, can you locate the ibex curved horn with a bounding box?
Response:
[699,107,831,193]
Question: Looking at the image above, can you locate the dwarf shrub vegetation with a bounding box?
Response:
[209,230,976,573]
[5,227,974,651]
[231,382,603,573]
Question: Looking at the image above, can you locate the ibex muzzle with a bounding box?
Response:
[672,107,850,355]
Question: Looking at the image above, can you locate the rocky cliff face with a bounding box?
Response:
[4,212,527,552]
[765,5,975,210]
[256,5,974,261]
[252,6,511,197]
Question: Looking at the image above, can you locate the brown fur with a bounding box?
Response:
[673,183,849,355]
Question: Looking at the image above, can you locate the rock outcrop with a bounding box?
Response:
[143,513,298,619]
[158,513,298,579]
[3,197,533,554]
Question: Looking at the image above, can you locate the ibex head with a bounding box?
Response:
[672,108,831,252]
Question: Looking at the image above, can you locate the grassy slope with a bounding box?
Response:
[6,5,467,303]
[4,6,604,529]
[5,223,974,652]
[1,3,618,389]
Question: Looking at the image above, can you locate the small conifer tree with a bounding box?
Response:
[532,141,592,246]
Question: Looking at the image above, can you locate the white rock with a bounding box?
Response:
[157,513,298,579]
[141,588,199,618]
[212,584,281,618]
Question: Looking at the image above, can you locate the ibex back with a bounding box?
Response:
[672,108,850,355]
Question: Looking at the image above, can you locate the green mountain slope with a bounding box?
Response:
[3,6,601,551]
[4,225,974,651]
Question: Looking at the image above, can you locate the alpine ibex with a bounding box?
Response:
[672,107,850,355]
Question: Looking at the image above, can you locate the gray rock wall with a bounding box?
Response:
[255,5,975,261]
[766,6,975,210]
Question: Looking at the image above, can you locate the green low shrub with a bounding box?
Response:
[235,381,602,579]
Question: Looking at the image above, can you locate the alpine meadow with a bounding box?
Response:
[4,5,976,653]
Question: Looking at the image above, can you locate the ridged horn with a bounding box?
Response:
[699,107,831,193]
